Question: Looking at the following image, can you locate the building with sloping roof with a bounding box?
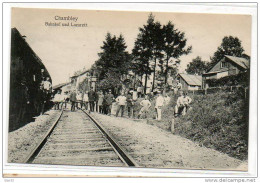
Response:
[177,73,202,90]
[202,55,250,88]
[70,70,97,91]
[53,82,71,94]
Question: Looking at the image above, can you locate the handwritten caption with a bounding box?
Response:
[45,16,88,27]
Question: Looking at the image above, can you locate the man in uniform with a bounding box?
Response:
[70,89,77,112]
[104,89,114,116]
[88,87,96,112]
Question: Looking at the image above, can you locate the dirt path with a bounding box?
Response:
[91,112,247,171]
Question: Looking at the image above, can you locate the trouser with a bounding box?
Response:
[106,104,112,115]
[61,101,66,109]
[78,101,83,109]
[96,101,98,112]
[71,101,76,111]
[138,107,149,118]
[89,101,95,112]
[83,102,89,110]
[54,102,60,110]
[76,101,82,109]
[59,102,64,109]
[116,105,125,117]
[137,92,142,98]
[103,105,107,114]
[127,105,133,118]
[156,107,162,120]
[98,105,103,113]
[175,105,187,115]
[40,102,45,115]
[34,102,40,115]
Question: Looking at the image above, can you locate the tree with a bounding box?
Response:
[132,14,162,93]
[186,56,208,75]
[95,33,131,87]
[161,21,192,83]
[209,36,244,69]
[132,14,192,92]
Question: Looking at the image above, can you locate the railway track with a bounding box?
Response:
[23,109,139,167]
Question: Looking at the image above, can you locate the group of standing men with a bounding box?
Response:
[67,87,115,115]
[52,78,192,121]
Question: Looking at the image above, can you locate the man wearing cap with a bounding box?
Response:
[70,89,77,112]
[104,89,114,115]
[88,87,96,112]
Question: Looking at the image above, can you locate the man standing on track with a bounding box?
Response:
[70,89,77,112]
[105,89,114,116]
[88,87,96,112]
[82,91,89,111]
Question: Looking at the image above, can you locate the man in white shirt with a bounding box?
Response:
[42,77,52,94]
[53,90,62,110]
[155,91,165,121]
[175,91,192,116]
[138,95,151,119]
[115,92,127,117]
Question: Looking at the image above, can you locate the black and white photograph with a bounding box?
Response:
[4,4,256,178]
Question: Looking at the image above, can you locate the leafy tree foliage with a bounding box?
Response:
[209,36,245,69]
[132,14,192,92]
[186,56,208,75]
[132,14,161,93]
[95,33,131,88]
[161,21,192,83]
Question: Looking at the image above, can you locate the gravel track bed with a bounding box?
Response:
[91,112,247,170]
[8,110,61,163]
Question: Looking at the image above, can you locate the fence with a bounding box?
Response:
[186,86,249,99]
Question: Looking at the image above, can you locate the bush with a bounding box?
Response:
[206,72,249,87]
[173,91,248,160]
[149,91,249,160]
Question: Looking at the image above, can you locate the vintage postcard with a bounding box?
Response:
[7,6,253,175]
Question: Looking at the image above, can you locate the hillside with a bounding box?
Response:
[146,90,249,160]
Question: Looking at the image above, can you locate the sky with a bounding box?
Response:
[11,8,252,86]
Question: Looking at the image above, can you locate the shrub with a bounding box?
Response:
[160,90,248,160]
[206,72,249,87]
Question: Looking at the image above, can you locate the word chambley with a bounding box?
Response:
[54,16,79,22]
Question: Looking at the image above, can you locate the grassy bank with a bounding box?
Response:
[144,90,248,160]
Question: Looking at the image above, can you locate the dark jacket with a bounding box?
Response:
[105,93,114,105]
[88,90,96,102]
[126,94,133,106]
[70,91,77,102]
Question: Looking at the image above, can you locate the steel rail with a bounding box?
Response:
[23,110,64,163]
[81,110,140,167]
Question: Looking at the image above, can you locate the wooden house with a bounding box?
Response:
[177,73,202,90]
[202,55,250,88]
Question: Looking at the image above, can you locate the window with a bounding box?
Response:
[220,61,228,68]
